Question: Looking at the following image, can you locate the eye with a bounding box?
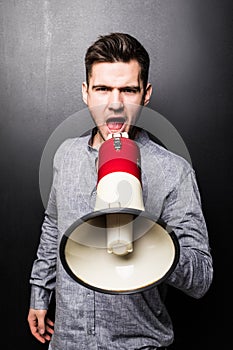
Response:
[121,87,139,94]
[95,86,109,92]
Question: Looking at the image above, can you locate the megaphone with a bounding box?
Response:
[60,132,179,294]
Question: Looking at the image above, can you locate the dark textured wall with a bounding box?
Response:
[0,1,232,348]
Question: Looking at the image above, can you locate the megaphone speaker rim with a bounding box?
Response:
[59,209,180,294]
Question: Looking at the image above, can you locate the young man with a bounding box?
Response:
[27,33,213,349]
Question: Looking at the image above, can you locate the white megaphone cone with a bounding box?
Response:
[59,132,179,294]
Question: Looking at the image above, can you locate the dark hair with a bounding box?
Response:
[85,32,150,91]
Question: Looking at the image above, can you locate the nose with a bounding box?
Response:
[108,89,124,112]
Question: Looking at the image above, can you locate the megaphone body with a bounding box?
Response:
[60,132,179,294]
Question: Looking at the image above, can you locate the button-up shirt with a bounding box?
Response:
[29,130,213,349]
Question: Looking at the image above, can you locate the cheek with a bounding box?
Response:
[89,93,108,104]
[122,95,144,108]
[90,106,107,126]
[125,104,142,120]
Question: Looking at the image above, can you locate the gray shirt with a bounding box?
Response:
[29,130,213,349]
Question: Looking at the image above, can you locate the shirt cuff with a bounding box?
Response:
[30,285,51,310]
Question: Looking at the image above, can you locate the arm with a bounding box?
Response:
[162,169,213,298]
[28,156,59,342]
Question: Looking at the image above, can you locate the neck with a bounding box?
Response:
[92,129,105,149]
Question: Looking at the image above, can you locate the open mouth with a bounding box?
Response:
[106,117,127,133]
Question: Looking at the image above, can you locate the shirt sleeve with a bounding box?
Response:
[161,168,213,298]
[29,144,61,310]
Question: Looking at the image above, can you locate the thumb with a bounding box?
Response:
[37,310,47,335]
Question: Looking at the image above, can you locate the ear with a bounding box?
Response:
[82,82,88,105]
[143,83,152,106]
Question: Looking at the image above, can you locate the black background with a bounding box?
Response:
[0,1,232,349]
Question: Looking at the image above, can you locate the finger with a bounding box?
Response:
[28,321,45,341]
[45,323,54,336]
[36,312,47,336]
[46,317,55,327]
[43,332,53,342]
[30,327,46,344]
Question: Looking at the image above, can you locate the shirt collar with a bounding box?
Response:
[86,127,150,151]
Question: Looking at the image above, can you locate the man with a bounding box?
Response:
[27,32,213,349]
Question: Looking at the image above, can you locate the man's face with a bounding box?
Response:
[82,60,152,147]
